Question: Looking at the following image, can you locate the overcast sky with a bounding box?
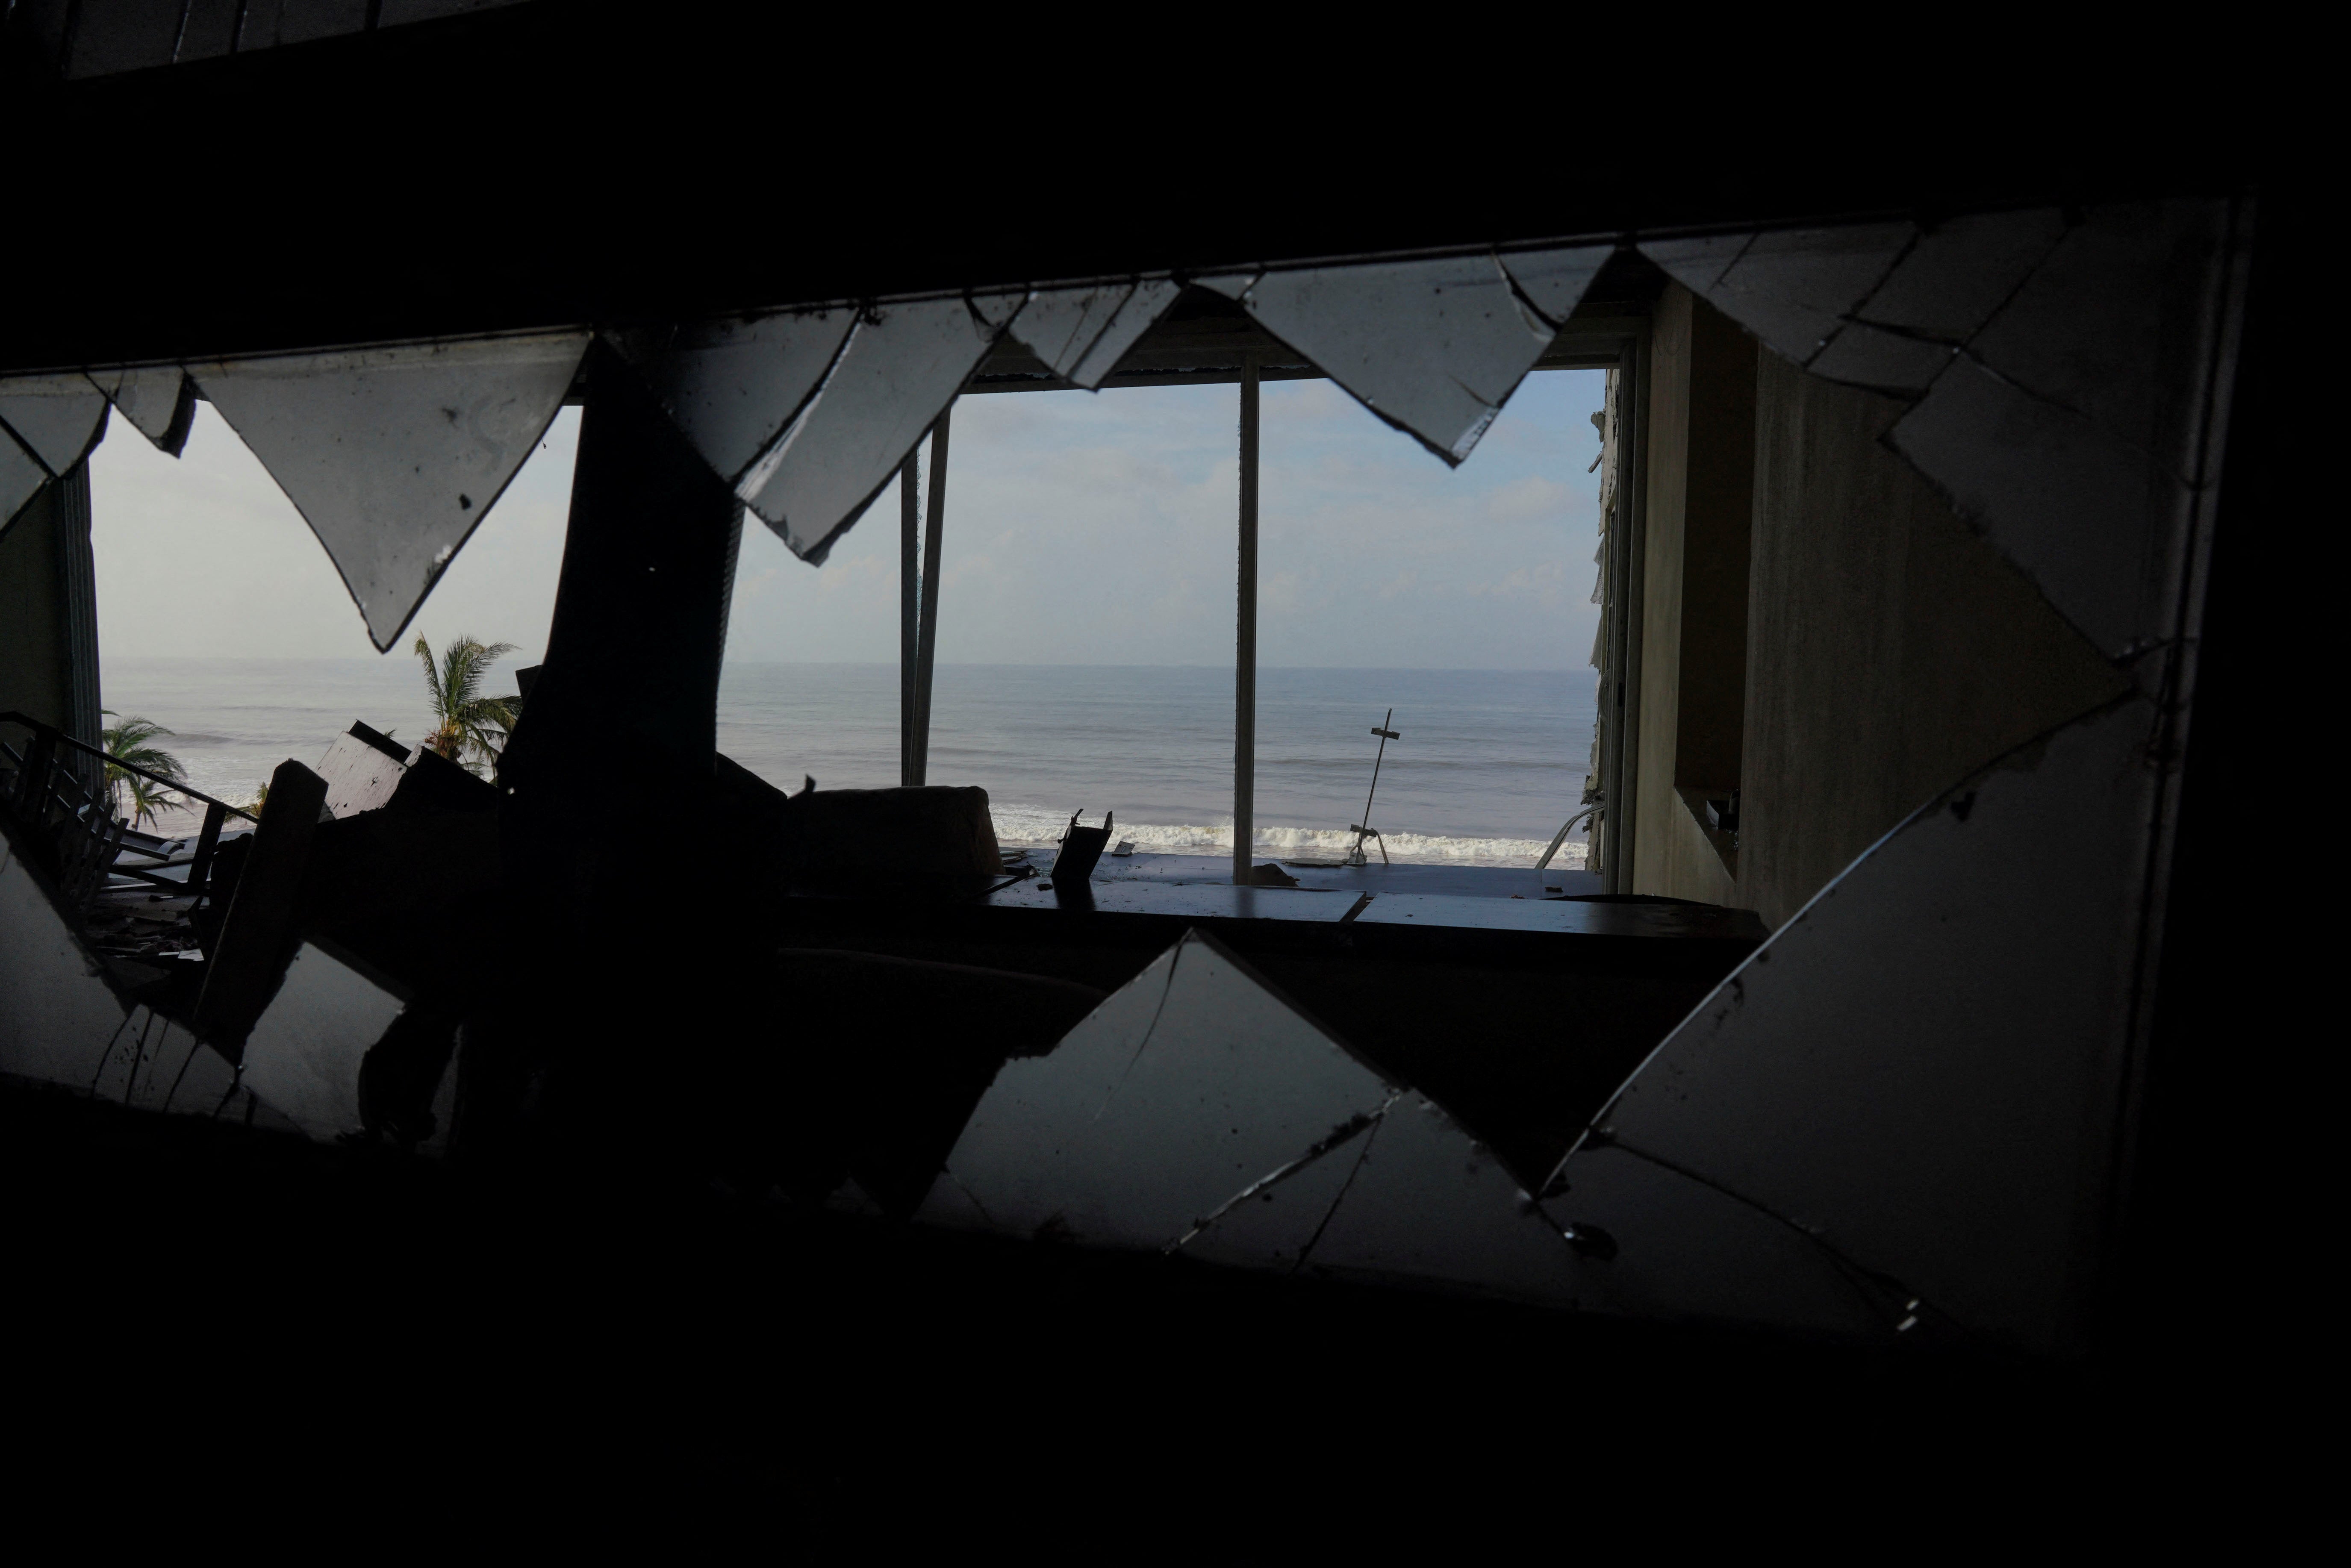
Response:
[88,368,1608,672]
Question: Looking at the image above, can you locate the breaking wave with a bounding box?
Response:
[989,804,1588,870]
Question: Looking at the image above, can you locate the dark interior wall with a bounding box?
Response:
[1630,289,2129,926]
[1733,352,2127,928]
[0,468,101,787]
[1632,286,1740,906]
[0,485,71,729]
[1674,309,1758,802]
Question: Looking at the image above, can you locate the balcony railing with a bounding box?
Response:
[0,710,258,921]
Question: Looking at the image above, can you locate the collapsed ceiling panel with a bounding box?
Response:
[1500,244,1617,329]
[193,331,589,650]
[1889,200,2240,656]
[1646,223,1917,367]
[1636,233,1753,297]
[606,308,855,491]
[1850,209,2068,343]
[0,375,112,476]
[1809,209,2067,394]
[740,294,1018,564]
[1202,254,1560,465]
[1065,280,1183,388]
[1008,280,1184,390]
[86,365,194,454]
[1636,202,2243,659]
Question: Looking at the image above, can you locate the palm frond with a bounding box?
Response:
[414,635,521,774]
[100,710,186,827]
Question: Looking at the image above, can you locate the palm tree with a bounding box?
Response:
[414,634,520,776]
[101,712,187,829]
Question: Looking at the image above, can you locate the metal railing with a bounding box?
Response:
[0,710,257,916]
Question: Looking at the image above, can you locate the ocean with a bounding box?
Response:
[97,659,1596,868]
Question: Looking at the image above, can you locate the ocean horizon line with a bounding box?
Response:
[104,654,1591,676]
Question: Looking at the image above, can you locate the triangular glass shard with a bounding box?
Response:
[1645,226,1918,368]
[1065,279,1181,388]
[740,294,1017,564]
[1887,201,2236,655]
[1010,280,1183,390]
[1173,1110,1381,1271]
[968,288,1031,333]
[1296,1094,1588,1306]
[1850,208,2068,345]
[1637,233,1753,296]
[86,365,194,454]
[1803,325,1956,394]
[914,928,1396,1251]
[1,429,47,535]
[1563,702,2164,1351]
[1500,244,1614,329]
[605,308,854,489]
[0,374,111,476]
[1703,223,1917,364]
[193,332,589,650]
[1009,284,1125,381]
[1224,254,1557,464]
[1527,1142,1886,1333]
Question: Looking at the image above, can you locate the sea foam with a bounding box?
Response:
[988,803,1588,870]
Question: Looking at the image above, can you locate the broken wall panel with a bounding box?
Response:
[741,294,1017,563]
[1202,253,1560,464]
[193,332,589,650]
